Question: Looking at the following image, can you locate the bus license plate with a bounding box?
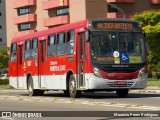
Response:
[115,81,126,85]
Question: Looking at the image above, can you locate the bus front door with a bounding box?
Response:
[38,40,46,89]
[77,33,86,89]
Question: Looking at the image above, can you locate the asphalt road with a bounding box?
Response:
[0,90,160,120]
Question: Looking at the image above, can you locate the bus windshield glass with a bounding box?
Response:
[90,31,146,64]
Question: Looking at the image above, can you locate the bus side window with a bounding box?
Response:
[56,32,65,56]
[66,30,75,55]
[10,43,17,62]
[47,34,55,57]
[24,40,31,60]
[31,38,38,59]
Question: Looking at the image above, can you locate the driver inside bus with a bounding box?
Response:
[101,33,114,56]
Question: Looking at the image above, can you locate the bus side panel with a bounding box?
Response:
[9,61,18,88]
[22,61,39,89]
[63,54,77,89]
[51,56,67,89]
[41,57,57,89]
[9,48,18,88]
[44,32,77,90]
[84,41,92,89]
[45,56,67,89]
[40,54,52,90]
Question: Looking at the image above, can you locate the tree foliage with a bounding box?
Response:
[0,47,9,73]
[132,10,160,72]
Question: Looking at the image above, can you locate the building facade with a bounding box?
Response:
[107,0,160,18]
[0,0,160,48]
[0,0,7,48]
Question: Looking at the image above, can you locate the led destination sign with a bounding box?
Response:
[92,21,138,30]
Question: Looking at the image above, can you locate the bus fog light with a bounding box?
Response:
[93,67,102,78]
[138,67,146,78]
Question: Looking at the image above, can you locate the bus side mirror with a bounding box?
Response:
[85,31,89,42]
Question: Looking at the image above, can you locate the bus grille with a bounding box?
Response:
[107,81,134,88]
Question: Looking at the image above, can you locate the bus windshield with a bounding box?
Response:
[90,31,146,64]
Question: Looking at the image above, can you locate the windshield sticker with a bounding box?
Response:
[129,56,141,63]
[115,57,120,64]
[113,51,119,58]
[120,52,130,63]
[96,57,114,62]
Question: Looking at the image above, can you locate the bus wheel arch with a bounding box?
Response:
[64,71,73,97]
[26,73,32,89]
[27,75,35,96]
[27,73,44,96]
[68,74,81,98]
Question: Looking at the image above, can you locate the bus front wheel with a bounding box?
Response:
[69,75,81,98]
[116,89,129,98]
[28,76,44,96]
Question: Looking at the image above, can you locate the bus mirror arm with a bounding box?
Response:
[84,27,88,31]
[85,31,89,42]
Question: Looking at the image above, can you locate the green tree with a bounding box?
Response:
[132,10,160,73]
[0,47,9,74]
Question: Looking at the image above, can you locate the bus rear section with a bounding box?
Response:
[9,18,148,98]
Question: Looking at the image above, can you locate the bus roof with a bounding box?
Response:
[11,19,88,43]
[11,18,139,43]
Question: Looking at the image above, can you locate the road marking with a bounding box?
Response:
[1,95,160,111]
[106,102,117,105]
[147,97,160,99]
[124,104,144,107]
[23,99,34,101]
[139,106,160,110]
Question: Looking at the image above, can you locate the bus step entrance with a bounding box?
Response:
[77,73,85,89]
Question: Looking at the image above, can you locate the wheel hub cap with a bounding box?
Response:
[70,80,75,93]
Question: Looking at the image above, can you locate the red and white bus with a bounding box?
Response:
[9,18,148,98]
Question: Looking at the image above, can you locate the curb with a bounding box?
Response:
[0,88,160,93]
[130,86,160,93]
[0,89,27,93]
[131,89,160,93]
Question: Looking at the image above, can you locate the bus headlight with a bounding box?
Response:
[138,67,146,78]
[93,67,102,78]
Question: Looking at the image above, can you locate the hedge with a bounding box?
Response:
[0,79,9,85]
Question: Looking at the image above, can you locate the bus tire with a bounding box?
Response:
[63,90,69,97]
[28,76,44,96]
[69,74,81,98]
[116,89,129,98]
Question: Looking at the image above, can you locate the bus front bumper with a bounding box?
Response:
[87,74,148,90]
